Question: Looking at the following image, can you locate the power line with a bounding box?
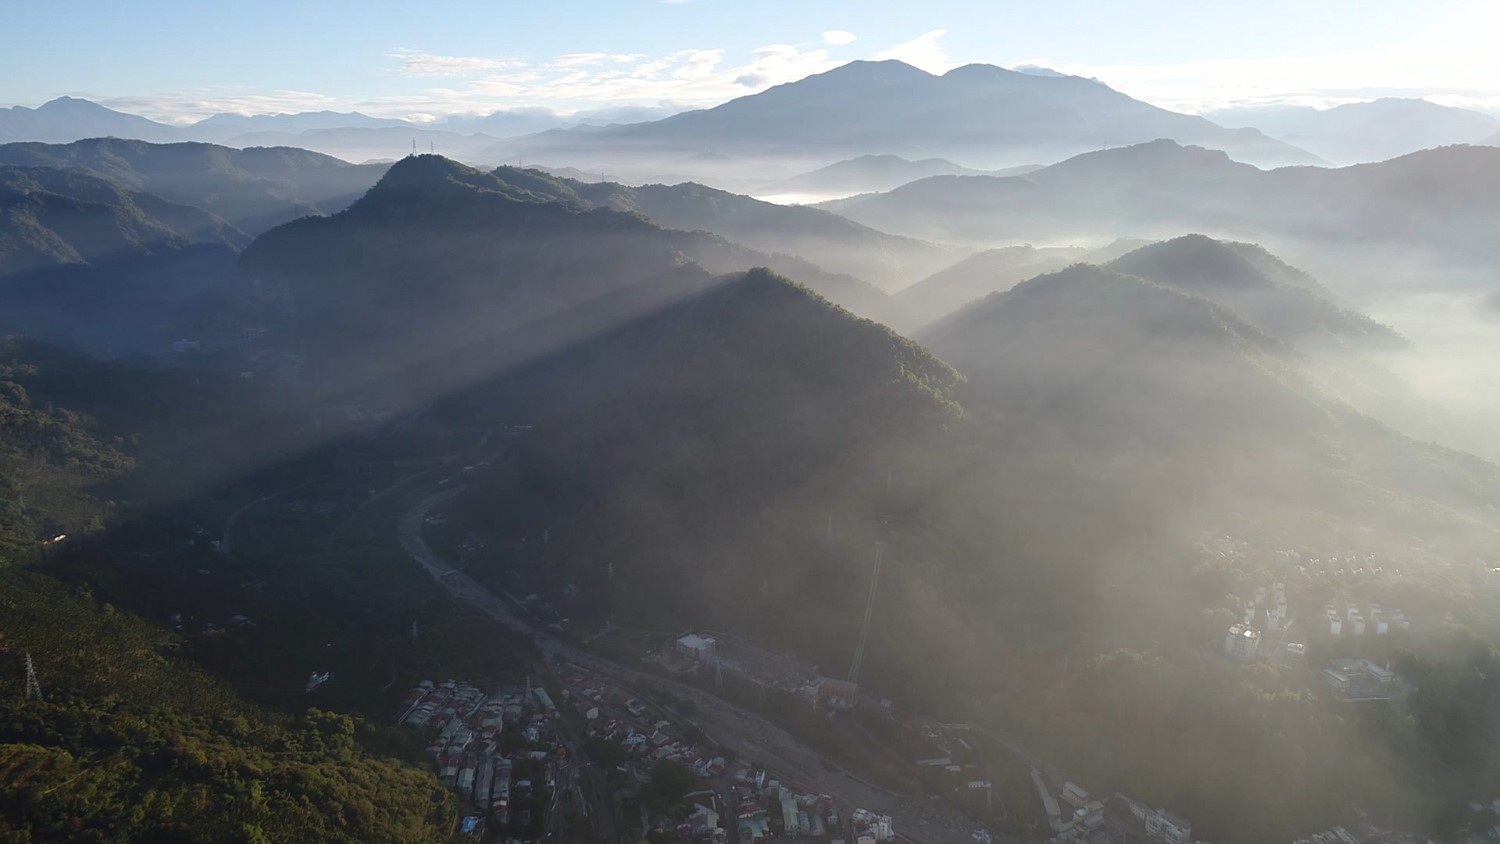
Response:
[847,541,885,685]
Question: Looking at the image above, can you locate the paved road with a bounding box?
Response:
[398,488,991,844]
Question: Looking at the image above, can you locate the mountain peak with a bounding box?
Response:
[941,63,1017,81]
[38,96,110,113]
[1109,233,1270,290]
[814,59,934,83]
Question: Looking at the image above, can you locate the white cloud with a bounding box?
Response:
[872,29,953,74]
[1029,43,1500,114]
[550,53,643,69]
[99,89,344,124]
[822,30,857,47]
[365,41,841,117]
[388,48,524,77]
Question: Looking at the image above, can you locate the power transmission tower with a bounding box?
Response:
[847,541,885,685]
[24,653,42,700]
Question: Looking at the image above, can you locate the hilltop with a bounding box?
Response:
[1106,234,1403,350]
[236,156,896,397]
[438,266,962,660]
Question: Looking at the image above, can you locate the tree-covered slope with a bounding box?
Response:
[237,155,900,398]
[0,338,475,842]
[438,267,962,659]
[540,172,957,291]
[0,165,244,276]
[890,244,1094,330]
[0,138,387,235]
[1,567,455,844]
[1106,234,1404,350]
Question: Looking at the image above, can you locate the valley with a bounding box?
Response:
[6,17,1500,843]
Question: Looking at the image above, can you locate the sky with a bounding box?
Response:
[4,0,1500,122]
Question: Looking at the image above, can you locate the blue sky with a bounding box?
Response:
[4,0,1498,121]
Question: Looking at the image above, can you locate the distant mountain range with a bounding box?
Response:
[10,84,1497,183]
[0,96,180,144]
[0,138,386,235]
[1204,98,1500,165]
[825,140,1500,265]
[488,60,1322,170]
[0,97,690,161]
[477,166,957,290]
[769,154,1041,198]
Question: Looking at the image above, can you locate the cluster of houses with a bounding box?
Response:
[1322,602,1407,637]
[555,666,724,775]
[397,680,561,834]
[1033,775,1195,844]
[1223,582,1295,663]
[725,771,893,844]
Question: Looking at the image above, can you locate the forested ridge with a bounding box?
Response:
[0,338,487,843]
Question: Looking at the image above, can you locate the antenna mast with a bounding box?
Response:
[847,541,885,685]
[24,653,42,701]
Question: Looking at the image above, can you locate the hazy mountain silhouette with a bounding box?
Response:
[0,138,387,235]
[1106,235,1403,349]
[481,166,957,290]
[827,140,1500,263]
[921,264,1309,445]
[235,155,897,395]
[488,60,1321,168]
[774,154,1038,196]
[434,264,963,657]
[890,241,1149,330]
[1205,98,1500,164]
[919,265,1500,520]
[0,165,244,353]
[0,97,180,144]
[0,165,243,275]
[182,110,412,143]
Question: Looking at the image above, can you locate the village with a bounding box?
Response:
[394,663,907,844]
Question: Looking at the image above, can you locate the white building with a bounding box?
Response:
[1224,623,1260,661]
[1144,807,1192,844]
[851,808,895,842]
[1326,608,1342,636]
[676,633,717,663]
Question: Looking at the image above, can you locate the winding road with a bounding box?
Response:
[398,486,997,844]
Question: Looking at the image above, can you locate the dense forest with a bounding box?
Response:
[0,337,531,843]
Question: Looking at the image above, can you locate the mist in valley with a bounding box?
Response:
[5,8,1500,844]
